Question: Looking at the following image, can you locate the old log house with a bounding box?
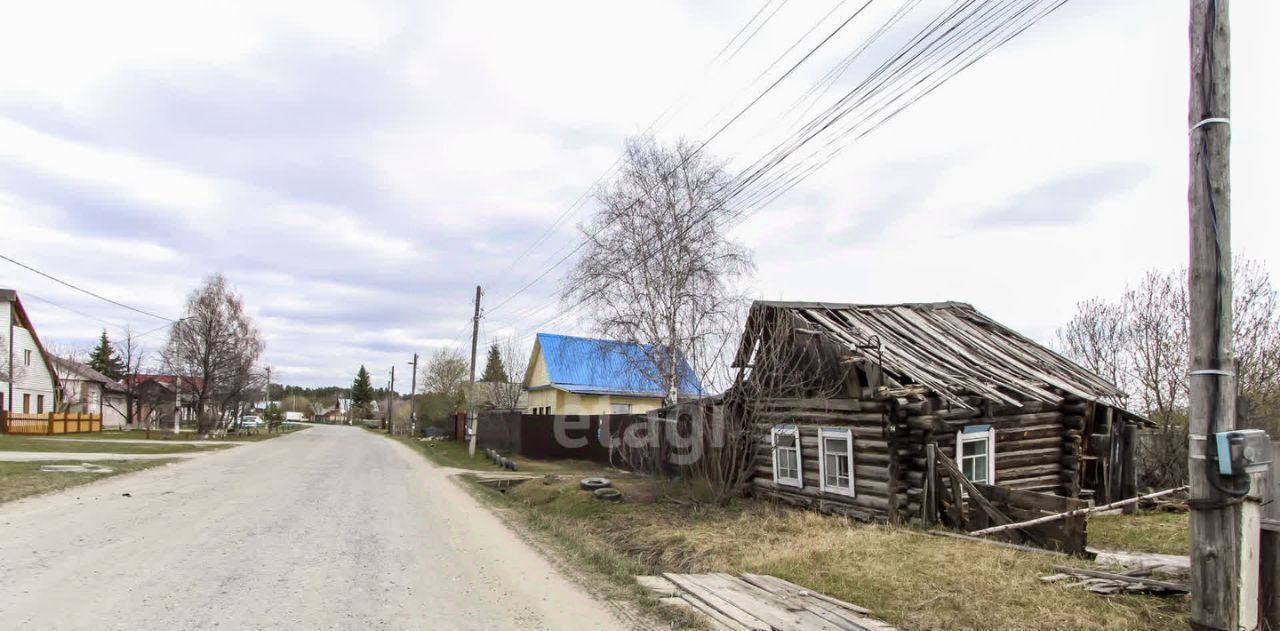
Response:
[727,301,1151,551]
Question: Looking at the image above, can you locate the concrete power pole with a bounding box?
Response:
[1187,2,1264,629]
[408,353,419,437]
[386,366,395,435]
[467,285,481,457]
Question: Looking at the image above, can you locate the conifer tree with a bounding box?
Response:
[351,365,374,407]
[480,343,508,383]
[87,329,125,380]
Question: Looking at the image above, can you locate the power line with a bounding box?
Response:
[496,0,1068,342]
[0,253,175,322]
[20,291,127,330]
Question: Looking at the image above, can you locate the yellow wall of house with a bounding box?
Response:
[523,342,662,415]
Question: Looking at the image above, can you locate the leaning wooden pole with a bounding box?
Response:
[968,486,1188,537]
[1187,2,1260,630]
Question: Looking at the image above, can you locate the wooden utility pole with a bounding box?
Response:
[386,366,395,435]
[1187,2,1261,629]
[467,285,481,457]
[407,353,419,436]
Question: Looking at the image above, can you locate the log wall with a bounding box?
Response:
[750,395,1082,525]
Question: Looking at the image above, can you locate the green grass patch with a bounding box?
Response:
[0,459,178,503]
[40,424,309,444]
[0,434,233,454]
[466,474,1188,631]
[1089,511,1189,556]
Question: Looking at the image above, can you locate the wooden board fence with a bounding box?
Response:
[1,412,102,435]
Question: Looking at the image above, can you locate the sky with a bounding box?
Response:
[0,0,1275,388]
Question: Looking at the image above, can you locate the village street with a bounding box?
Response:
[0,425,627,631]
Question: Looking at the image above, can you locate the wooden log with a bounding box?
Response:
[968,486,1189,537]
[1048,566,1188,593]
[758,398,883,412]
[929,530,1069,557]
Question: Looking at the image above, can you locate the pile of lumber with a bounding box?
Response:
[1041,565,1188,596]
[637,572,896,631]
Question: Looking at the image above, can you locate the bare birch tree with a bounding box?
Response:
[564,135,753,404]
[162,273,265,433]
[109,327,148,427]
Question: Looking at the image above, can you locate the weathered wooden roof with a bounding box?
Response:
[738,301,1132,411]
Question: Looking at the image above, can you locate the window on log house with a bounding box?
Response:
[956,425,996,485]
[818,427,855,497]
[771,425,802,488]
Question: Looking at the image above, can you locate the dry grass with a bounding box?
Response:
[481,475,1188,631]
[1089,511,1189,556]
[0,459,178,503]
[396,436,603,475]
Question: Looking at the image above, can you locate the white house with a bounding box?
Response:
[49,355,128,429]
[1,289,59,416]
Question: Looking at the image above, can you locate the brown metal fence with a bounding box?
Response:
[1,411,103,434]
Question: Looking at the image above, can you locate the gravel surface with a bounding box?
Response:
[0,424,628,630]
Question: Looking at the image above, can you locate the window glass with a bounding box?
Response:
[771,426,802,488]
[819,429,855,495]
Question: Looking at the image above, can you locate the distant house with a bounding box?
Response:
[317,397,353,422]
[522,333,703,415]
[474,381,528,412]
[1,289,59,416]
[126,374,201,429]
[49,356,128,429]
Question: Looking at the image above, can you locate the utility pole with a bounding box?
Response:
[386,366,395,435]
[408,353,419,437]
[1187,2,1262,629]
[265,366,271,430]
[467,285,481,457]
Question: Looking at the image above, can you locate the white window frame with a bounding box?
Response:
[956,425,996,486]
[608,403,632,415]
[817,427,856,497]
[23,349,32,366]
[770,425,803,488]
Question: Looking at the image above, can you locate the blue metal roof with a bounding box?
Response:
[534,333,704,397]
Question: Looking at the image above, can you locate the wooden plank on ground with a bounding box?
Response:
[663,573,772,631]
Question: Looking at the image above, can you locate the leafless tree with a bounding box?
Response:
[47,344,90,413]
[162,273,265,433]
[108,327,148,428]
[564,135,754,404]
[421,346,469,415]
[1056,257,1280,487]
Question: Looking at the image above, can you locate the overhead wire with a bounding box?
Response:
[0,253,176,322]
[498,0,1069,342]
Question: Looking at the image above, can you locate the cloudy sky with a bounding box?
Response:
[0,0,1275,388]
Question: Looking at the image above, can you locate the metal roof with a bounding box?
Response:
[530,333,704,398]
[738,301,1132,411]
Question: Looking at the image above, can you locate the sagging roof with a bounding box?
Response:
[737,301,1132,411]
[527,333,704,398]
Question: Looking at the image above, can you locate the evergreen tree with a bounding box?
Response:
[351,365,374,407]
[87,329,125,380]
[480,343,508,383]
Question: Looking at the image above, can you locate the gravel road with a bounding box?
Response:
[0,424,628,630]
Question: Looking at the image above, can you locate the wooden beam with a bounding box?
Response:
[968,486,1189,537]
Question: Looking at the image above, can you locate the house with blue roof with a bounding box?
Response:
[522,333,704,415]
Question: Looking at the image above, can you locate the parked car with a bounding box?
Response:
[237,415,264,430]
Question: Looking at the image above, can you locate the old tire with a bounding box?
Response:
[579,477,612,491]
[593,488,622,502]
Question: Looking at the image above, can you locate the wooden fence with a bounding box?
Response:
[1,412,103,435]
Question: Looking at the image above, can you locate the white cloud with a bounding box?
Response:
[0,0,1275,387]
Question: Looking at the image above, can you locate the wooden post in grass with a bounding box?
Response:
[1262,445,1278,629]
